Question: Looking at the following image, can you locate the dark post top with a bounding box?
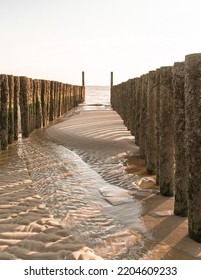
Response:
[82,71,85,87]
[111,72,113,87]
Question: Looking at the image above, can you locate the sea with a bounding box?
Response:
[80,86,111,110]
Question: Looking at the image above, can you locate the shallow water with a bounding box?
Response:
[19,129,149,259]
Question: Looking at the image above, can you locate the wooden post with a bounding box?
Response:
[19,76,30,138]
[140,74,148,159]
[146,71,157,174]
[135,77,142,146]
[185,53,201,242]
[173,62,188,217]
[0,75,9,149]
[49,81,54,121]
[29,78,34,134]
[14,76,20,140]
[155,68,161,185]
[159,66,174,197]
[82,71,85,87]
[8,75,14,144]
[111,72,113,87]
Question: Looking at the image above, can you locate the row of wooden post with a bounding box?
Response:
[0,75,85,150]
[111,53,201,243]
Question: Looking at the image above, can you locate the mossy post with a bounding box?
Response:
[67,84,70,112]
[60,83,64,114]
[53,82,57,119]
[49,81,54,121]
[19,76,30,138]
[68,85,72,111]
[46,80,50,122]
[8,75,14,144]
[61,83,65,115]
[14,76,20,140]
[29,78,34,134]
[41,80,47,127]
[0,75,9,149]
[140,74,148,159]
[173,62,188,217]
[155,69,161,185]
[185,53,201,242]
[65,84,69,112]
[146,71,157,174]
[34,80,42,129]
[57,82,61,117]
[159,67,174,197]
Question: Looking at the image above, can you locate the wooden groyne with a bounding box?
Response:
[111,53,201,243]
[0,74,85,148]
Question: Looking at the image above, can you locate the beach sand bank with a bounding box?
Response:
[0,109,201,259]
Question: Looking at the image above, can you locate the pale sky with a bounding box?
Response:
[0,0,201,85]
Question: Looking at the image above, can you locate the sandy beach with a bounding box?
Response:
[0,108,201,259]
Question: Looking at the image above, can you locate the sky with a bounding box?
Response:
[0,0,201,86]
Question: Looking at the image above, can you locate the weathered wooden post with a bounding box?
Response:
[49,81,54,121]
[14,76,20,140]
[135,77,142,146]
[8,75,14,144]
[19,76,30,137]
[155,68,161,185]
[82,71,85,87]
[111,72,113,88]
[140,74,148,159]
[41,80,46,127]
[0,75,9,149]
[130,79,136,137]
[185,53,201,242]
[173,62,188,217]
[34,79,42,129]
[46,80,50,122]
[0,81,1,151]
[124,80,131,130]
[159,67,174,196]
[29,78,34,134]
[64,84,68,113]
[121,82,126,123]
[57,82,61,117]
[146,71,157,174]
[81,85,85,103]
[128,79,134,134]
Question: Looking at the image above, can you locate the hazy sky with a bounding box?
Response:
[0,0,201,85]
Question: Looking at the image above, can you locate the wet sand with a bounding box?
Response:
[0,109,201,259]
[0,141,101,260]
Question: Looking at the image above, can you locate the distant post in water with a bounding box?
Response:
[111,72,113,87]
[82,71,85,87]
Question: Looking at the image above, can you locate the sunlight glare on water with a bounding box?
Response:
[80,86,111,110]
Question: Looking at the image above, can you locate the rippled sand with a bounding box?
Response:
[0,108,201,259]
